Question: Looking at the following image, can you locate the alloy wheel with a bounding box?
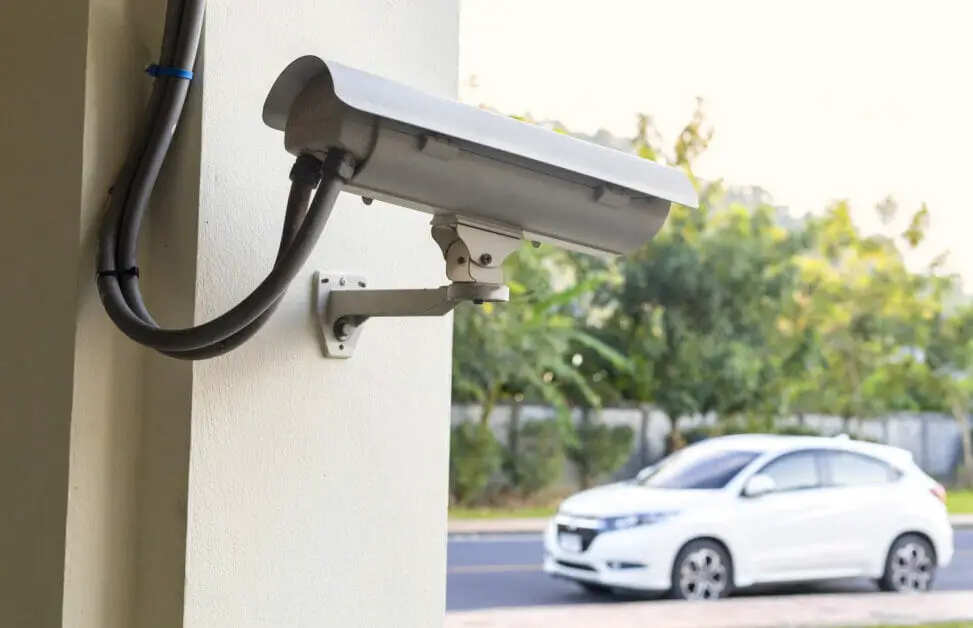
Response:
[889,541,934,592]
[678,547,728,600]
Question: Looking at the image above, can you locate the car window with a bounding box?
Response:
[757,451,820,492]
[825,450,897,486]
[638,448,761,490]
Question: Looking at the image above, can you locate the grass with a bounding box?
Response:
[859,624,973,628]
[448,505,556,520]
[448,490,973,520]
[947,490,973,515]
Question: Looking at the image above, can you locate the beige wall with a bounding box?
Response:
[0,1,458,627]
[1,1,111,627]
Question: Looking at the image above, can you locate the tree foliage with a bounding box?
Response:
[452,241,631,428]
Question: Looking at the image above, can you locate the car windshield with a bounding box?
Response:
[635,446,762,490]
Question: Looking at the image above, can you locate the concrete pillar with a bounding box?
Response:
[0,1,458,627]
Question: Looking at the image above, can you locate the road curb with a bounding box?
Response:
[447,518,549,537]
[443,591,973,628]
[448,514,973,536]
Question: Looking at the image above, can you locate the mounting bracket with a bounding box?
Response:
[313,215,522,359]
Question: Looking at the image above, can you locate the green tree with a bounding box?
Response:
[615,199,815,443]
[796,201,942,433]
[451,242,629,426]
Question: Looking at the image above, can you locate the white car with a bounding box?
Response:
[543,433,953,600]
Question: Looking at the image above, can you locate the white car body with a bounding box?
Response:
[543,434,953,597]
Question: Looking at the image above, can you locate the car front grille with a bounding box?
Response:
[556,523,600,552]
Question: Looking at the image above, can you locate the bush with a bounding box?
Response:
[716,422,754,436]
[503,419,564,498]
[679,425,713,445]
[775,424,823,437]
[567,420,635,489]
[672,422,824,449]
[450,423,502,506]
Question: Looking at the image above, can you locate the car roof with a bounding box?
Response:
[688,432,915,467]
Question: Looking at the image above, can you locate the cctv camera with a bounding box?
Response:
[259,56,698,359]
[94,21,697,361]
[263,56,698,259]
[258,56,698,359]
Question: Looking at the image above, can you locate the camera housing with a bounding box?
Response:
[263,56,697,257]
[262,56,699,358]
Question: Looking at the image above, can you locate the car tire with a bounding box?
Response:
[877,533,936,593]
[579,582,614,596]
[669,539,734,601]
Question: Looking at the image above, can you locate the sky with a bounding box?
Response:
[459,0,973,278]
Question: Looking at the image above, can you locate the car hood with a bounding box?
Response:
[558,483,718,518]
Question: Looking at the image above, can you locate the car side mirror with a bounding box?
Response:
[634,464,657,483]
[743,474,776,498]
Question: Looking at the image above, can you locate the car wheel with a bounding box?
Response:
[877,533,936,593]
[579,582,613,596]
[669,539,733,601]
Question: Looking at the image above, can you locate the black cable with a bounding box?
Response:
[155,156,332,361]
[98,151,354,357]
[155,159,320,360]
[95,0,354,359]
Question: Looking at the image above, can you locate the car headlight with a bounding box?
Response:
[606,511,679,530]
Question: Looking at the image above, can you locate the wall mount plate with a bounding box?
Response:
[312,271,369,359]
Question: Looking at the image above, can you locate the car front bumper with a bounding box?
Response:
[541,517,677,592]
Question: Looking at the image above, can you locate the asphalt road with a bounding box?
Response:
[445,530,973,612]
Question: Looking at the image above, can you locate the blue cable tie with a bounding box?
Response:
[145,63,194,81]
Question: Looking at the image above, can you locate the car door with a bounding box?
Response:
[817,449,903,573]
[730,449,842,582]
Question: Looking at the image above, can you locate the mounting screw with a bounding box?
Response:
[334,319,355,340]
[362,197,374,206]
[531,241,541,249]
[457,256,466,265]
[339,277,347,286]
[358,280,367,288]
[479,253,493,265]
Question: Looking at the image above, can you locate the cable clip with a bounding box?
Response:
[145,63,194,81]
[97,267,141,279]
